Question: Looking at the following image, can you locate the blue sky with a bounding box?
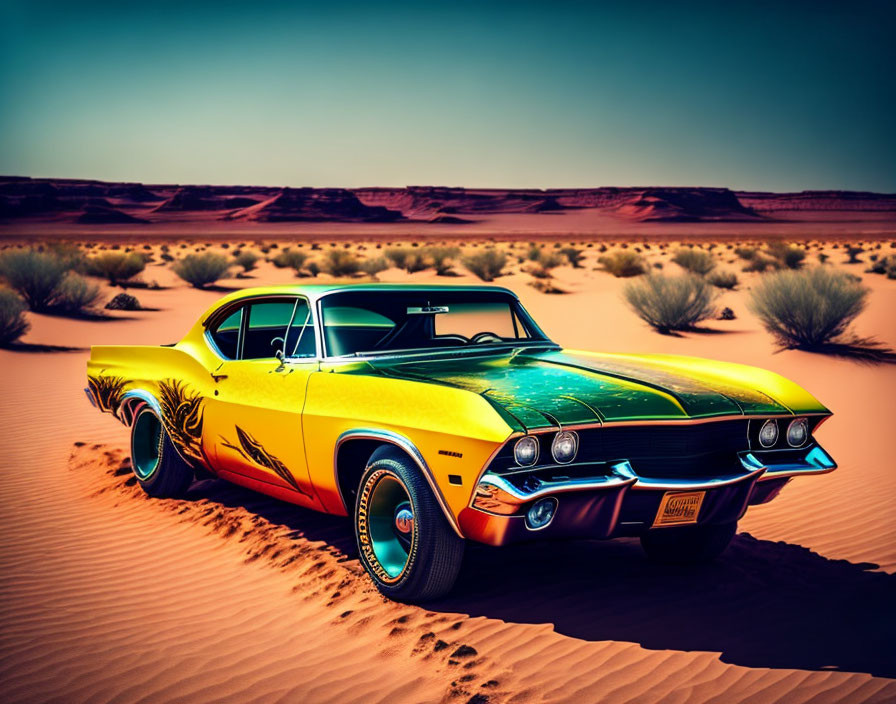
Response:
[1,1,893,190]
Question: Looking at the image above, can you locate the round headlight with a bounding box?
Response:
[513,436,539,466]
[758,419,779,448]
[787,418,808,447]
[551,430,579,464]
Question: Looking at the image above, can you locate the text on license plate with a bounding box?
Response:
[653,491,705,527]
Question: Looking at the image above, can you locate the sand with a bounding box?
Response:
[1,239,895,703]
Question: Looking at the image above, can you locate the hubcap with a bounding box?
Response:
[366,474,414,580]
[131,410,162,480]
[394,504,414,534]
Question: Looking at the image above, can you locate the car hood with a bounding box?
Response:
[362,348,828,431]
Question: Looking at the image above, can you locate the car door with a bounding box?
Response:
[203,295,320,505]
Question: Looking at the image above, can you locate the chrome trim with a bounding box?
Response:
[334,428,463,537]
[83,386,97,409]
[119,389,162,423]
[751,445,837,480]
[475,462,637,503]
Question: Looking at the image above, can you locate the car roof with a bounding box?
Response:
[202,283,518,320]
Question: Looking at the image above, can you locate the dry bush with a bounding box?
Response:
[598,251,646,277]
[54,273,102,314]
[560,247,584,268]
[233,250,259,272]
[463,249,507,281]
[0,249,69,311]
[0,288,29,346]
[360,256,389,278]
[672,248,716,275]
[271,249,308,271]
[748,268,868,348]
[766,242,806,269]
[707,270,739,289]
[424,246,461,275]
[86,252,146,286]
[321,249,361,277]
[172,253,231,289]
[624,274,717,332]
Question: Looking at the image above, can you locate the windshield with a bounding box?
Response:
[319,290,551,357]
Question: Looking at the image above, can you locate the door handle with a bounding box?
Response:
[211,373,229,382]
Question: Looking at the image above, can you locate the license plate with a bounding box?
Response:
[653,491,705,527]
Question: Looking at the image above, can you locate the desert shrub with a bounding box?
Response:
[0,288,29,346]
[527,250,564,279]
[360,256,389,278]
[672,248,716,275]
[54,273,102,314]
[845,246,863,263]
[598,251,646,277]
[734,246,758,261]
[817,252,829,264]
[767,242,806,269]
[172,253,231,289]
[463,249,507,281]
[560,247,584,268]
[47,242,87,272]
[233,250,259,272]
[707,270,739,289]
[748,268,868,348]
[742,254,778,273]
[0,249,69,311]
[272,249,308,271]
[425,246,461,275]
[321,249,361,277]
[623,274,717,333]
[86,252,146,285]
[384,247,430,272]
[526,245,543,262]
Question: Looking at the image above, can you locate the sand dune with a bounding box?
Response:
[1,243,895,702]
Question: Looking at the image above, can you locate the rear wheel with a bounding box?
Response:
[640,521,737,564]
[354,448,464,602]
[129,406,194,498]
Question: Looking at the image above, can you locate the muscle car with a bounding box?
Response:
[86,284,836,601]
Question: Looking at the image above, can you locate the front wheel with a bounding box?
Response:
[640,521,737,565]
[129,406,194,498]
[355,449,464,602]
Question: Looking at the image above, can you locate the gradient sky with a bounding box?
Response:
[1,1,893,191]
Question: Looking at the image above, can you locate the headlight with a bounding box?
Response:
[758,419,779,448]
[787,418,808,447]
[551,430,578,464]
[513,436,539,466]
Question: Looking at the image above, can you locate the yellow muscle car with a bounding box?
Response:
[86,284,836,601]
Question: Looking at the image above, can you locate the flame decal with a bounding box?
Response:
[157,379,207,468]
[222,425,312,498]
[87,375,126,414]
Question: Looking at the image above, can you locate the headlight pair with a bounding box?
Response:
[513,430,579,466]
[758,418,809,448]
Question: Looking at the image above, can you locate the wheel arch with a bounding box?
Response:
[334,429,464,538]
[118,389,162,426]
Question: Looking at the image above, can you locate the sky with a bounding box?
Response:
[0,1,894,191]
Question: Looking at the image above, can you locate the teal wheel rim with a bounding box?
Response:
[367,474,414,580]
[132,411,162,480]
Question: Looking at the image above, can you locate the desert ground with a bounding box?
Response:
[1,232,895,703]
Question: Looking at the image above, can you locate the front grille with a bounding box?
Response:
[488,419,750,478]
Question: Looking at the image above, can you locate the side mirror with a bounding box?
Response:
[271,336,285,353]
[274,347,286,372]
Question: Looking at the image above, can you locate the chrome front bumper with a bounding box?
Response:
[459,443,836,546]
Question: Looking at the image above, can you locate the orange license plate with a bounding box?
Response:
[653,491,705,527]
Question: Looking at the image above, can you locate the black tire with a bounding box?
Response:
[129,406,194,498]
[640,521,737,565]
[354,447,464,602]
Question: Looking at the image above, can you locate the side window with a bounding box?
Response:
[243,301,296,360]
[209,308,242,359]
[284,299,317,358]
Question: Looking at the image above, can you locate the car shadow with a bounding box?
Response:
[435,533,896,678]
[180,477,894,678]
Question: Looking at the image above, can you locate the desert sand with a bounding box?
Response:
[1,236,895,703]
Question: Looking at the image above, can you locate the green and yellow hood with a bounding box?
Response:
[365,349,829,431]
